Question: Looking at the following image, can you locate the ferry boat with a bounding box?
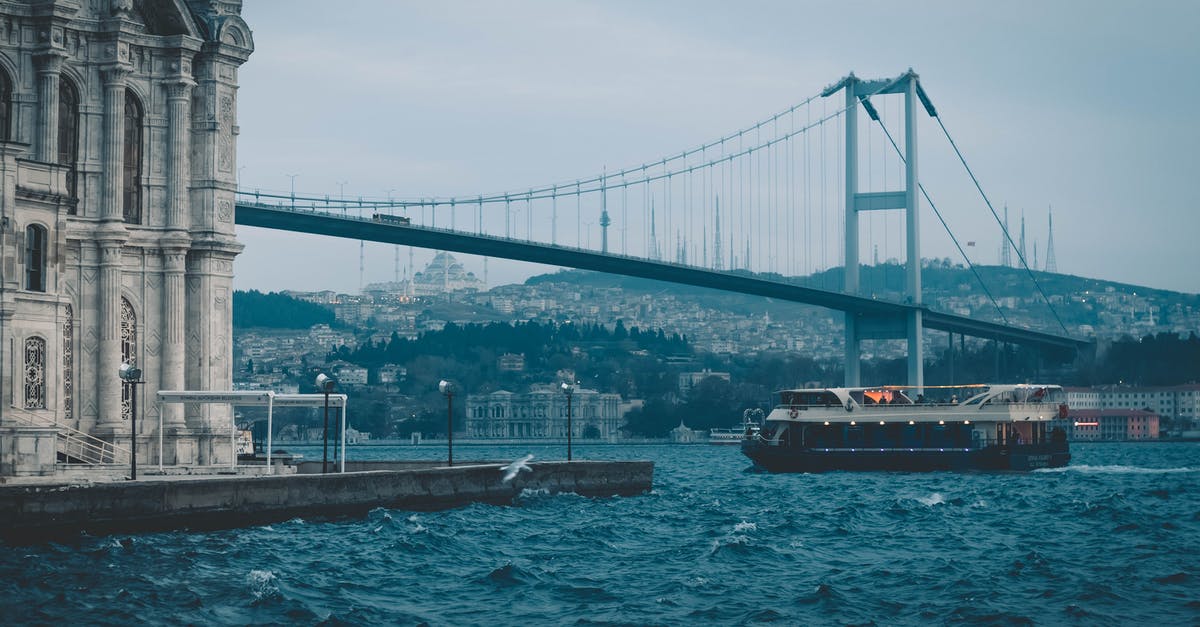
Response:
[742,384,1070,472]
[709,410,762,444]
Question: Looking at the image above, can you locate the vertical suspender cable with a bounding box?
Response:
[934,114,1068,334]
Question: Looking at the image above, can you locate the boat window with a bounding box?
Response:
[928,425,951,447]
[867,424,900,447]
[863,389,910,405]
[781,390,840,406]
[951,424,972,447]
[811,424,843,448]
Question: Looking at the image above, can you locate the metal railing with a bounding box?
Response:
[54,424,129,465]
[13,411,130,465]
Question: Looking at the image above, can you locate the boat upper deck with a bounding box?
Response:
[767,384,1067,425]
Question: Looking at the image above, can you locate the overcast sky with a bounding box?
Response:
[233,1,1200,296]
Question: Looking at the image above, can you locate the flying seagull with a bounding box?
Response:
[500,454,535,483]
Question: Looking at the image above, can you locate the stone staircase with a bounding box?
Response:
[11,409,130,466]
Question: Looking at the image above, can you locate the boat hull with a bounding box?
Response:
[741,442,1069,472]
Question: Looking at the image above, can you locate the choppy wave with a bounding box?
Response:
[1035,464,1199,474]
[0,442,1197,625]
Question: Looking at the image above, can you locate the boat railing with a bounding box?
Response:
[776,400,1062,416]
[751,434,1013,449]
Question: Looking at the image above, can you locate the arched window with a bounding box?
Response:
[0,67,11,142]
[58,77,79,208]
[63,304,74,421]
[24,224,47,292]
[24,336,47,409]
[120,298,137,420]
[122,90,143,224]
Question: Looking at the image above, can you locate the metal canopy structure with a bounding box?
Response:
[156,390,349,473]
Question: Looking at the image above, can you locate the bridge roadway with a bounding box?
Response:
[235,202,1088,352]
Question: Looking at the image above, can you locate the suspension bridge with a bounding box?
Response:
[235,70,1088,391]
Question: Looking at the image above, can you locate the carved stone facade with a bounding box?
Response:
[0,1,253,475]
[465,385,623,441]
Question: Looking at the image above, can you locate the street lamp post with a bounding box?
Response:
[439,380,455,466]
[118,362,143,480]
[561,382,574,461]
[316,373,336,473]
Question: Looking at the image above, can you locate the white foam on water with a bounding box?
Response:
[247,569,279,602]
[732,520,757,533]
[917,492,946,506]
[1035,465,1198,475]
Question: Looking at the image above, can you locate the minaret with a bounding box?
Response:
[408,246,415,297]
[1000,205,1012,267]
[1045,206,1057,273]
[649,200,659,260]
[1019,211,1026,267]
[713,196,724,270]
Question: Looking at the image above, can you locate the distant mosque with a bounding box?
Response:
[365,252,484,297]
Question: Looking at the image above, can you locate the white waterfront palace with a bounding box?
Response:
[0,1,253,476]
[465,384,623,440]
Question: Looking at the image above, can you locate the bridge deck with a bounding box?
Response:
[235,202,1087,351]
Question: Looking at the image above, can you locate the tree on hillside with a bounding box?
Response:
[233,290,336,329]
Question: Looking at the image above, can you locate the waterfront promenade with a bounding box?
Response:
[0,460,653,543]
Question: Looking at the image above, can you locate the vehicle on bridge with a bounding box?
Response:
[742,384,1070,472]
[372,212,411,225]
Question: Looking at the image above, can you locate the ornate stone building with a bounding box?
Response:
[0,0,252,475]
[465,384,623,441]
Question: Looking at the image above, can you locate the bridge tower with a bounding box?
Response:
[824,70,935,392]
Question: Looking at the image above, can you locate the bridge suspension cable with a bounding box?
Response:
[865,99,1011,326]
[932,113,1070,334]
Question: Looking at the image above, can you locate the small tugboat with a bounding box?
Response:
[742,384,1070,472]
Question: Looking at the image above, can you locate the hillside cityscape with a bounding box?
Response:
[233,253,1200,441]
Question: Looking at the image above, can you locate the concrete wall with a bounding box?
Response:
[0,427,58,476]
[0,460,653,542]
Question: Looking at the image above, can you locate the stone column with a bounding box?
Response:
[99,66,129,222]
[160,78,193,432]
[95,65,131,430]
[32,50,65,163]
[164,79,193,231]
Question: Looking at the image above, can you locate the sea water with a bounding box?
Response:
[1,442,1197,625]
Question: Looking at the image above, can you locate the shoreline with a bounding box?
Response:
[0,460,654,543]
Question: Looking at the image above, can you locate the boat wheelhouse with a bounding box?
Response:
[742,384,1070,472]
